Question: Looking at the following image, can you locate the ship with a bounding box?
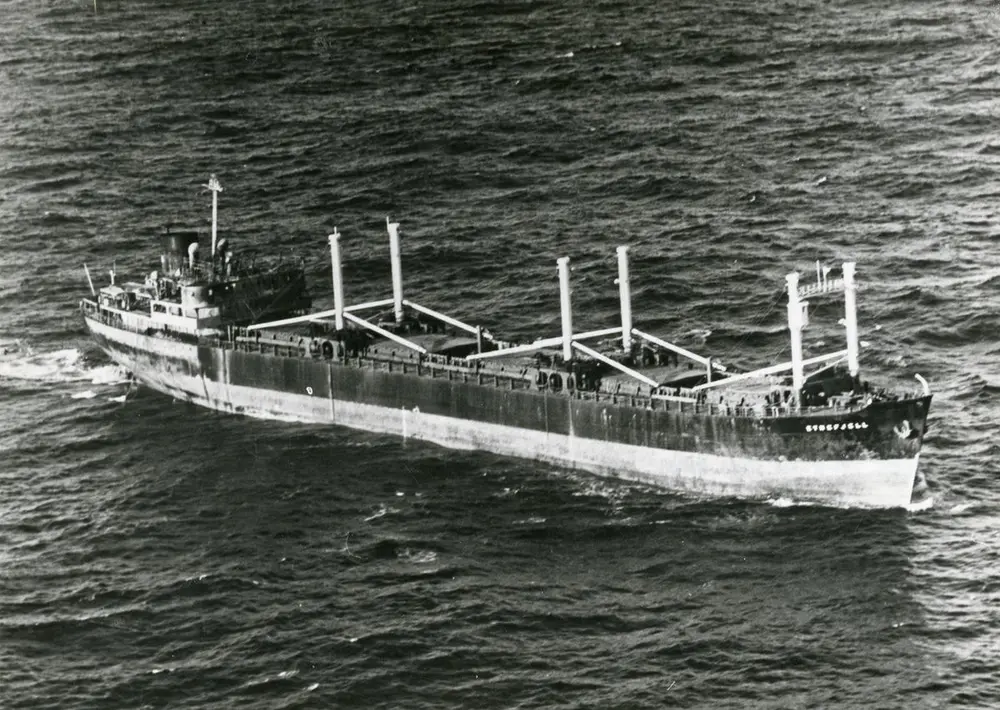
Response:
[81,176,932,508]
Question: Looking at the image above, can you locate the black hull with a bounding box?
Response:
[84,312,932,508]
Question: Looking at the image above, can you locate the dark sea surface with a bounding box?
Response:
[1,0,999,707]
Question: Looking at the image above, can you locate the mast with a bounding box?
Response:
[204,174,223,263]
[843,261,859,377]
[786,272,805,407]
[387,218,404,324]
[558,257,573,362]
[329,229,345,331]
[616,246,633,355]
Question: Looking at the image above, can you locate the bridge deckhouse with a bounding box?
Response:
[92,278,223,334]
[149,280,223,332]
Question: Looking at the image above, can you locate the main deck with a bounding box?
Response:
[82,297,925,424]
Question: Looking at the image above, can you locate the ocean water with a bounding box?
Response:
[2,0,999,707]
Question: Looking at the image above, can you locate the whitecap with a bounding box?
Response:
[400,549,437,564]
[364,504,388,522]
[0,345,134,387]
[1,348,82,382]
[906,497,935,513]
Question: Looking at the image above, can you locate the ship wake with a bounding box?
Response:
[0,344,129,387]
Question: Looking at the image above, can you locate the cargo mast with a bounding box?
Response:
[203,175,223,263]
[786,272,806,407]
[616,246,633,355]
[843,262,859,377]
[328,229,345,331]
[557,257,573,362]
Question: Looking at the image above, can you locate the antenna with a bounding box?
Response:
[83,264,96,296]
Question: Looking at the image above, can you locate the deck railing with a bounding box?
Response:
[83,303,911,419]
[223,328,890,419]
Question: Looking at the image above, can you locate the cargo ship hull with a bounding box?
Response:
[85,315,930,508]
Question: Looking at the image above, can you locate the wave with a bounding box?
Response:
[0,345,128,385]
